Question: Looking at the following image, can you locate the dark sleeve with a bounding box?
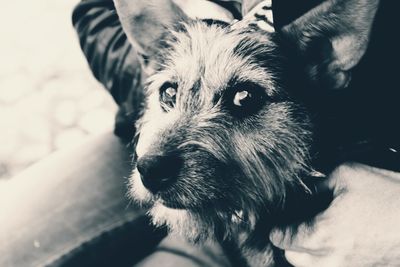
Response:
[72,0,145,140]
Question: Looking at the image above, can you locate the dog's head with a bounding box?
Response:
[124,0,379,243]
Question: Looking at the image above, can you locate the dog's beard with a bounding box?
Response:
[130,168,255,242]
[149,203,213,242]
[129,169,205,241]
[148,203,253,244]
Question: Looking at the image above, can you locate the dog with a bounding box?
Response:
[118,0,380,265]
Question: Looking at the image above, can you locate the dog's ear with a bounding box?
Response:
[116,0,191,74]
[281,0,380,89]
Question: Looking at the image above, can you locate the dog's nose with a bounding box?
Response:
[136,153,181,193]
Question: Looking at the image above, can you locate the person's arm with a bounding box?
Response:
[72,0,145,139]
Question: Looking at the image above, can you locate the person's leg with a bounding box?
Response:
[0,131,231,267]
[0,132,164,267]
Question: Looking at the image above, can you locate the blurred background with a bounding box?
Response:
[0,0,118,180]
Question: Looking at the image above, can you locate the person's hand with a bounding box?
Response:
[270,163,400,267]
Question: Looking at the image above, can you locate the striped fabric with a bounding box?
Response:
[246,0,274,32]
[231,0,275,32]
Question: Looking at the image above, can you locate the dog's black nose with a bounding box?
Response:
[136,153,181,193]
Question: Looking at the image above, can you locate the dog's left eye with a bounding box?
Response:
[233,90,251,107]
[160,82,177,111]
[227,83,267,116]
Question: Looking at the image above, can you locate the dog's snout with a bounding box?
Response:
[136,153,182,193]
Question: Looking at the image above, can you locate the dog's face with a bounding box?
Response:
[131,23,312,240]
[123,0,379,243]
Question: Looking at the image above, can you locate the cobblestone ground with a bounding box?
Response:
[0,0,118,180]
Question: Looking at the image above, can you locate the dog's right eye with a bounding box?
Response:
[160,82,178,111]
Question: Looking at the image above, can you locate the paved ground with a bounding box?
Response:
[0,0,118,179]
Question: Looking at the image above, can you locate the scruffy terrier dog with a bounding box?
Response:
[121,0,380,265]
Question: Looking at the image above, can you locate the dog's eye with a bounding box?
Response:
[227,82,267,116]
[233,90,251,107]
[160,82,177,111]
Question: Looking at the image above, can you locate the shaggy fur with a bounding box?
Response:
[122,0,380,266]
